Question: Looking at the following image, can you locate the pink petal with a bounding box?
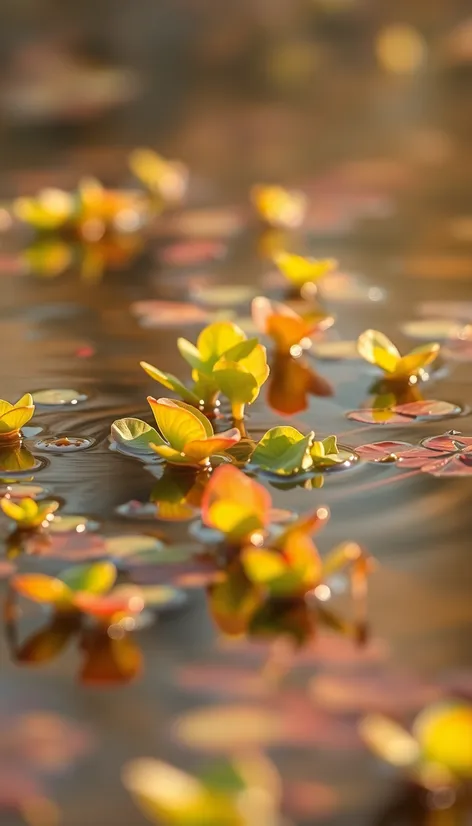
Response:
[356,441,414,461]
[428,454,472,477]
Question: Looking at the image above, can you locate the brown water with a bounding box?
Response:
[2,10,472,826]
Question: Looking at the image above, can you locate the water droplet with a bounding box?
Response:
[33,389,89,407]
[35,436,95,453]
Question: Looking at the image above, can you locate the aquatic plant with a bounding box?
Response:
[123,753,281,826]
[361,700,472,786]
[11,561,144,621]
[273,251,337,289]
[251,184,307,228]
[177,322,270,419]
[0,497,60,530]
[357,329,440,380]
[251,296,334,355]
[0,394,35,443]
[250,427,350,476]
[14,188,76,231]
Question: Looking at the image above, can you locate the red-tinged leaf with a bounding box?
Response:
[80,631,143,686]
[356,441,415,462]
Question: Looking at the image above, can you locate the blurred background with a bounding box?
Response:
[1,0,472,191]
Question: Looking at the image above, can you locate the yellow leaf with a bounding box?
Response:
[148,397,207,449]
[357,329,401,373]
[197,322,246,366]
[360,714,420,767]
[274,252,337,287]
[394,343,440,378]
[413,701,472,777]
[12,574,73,606]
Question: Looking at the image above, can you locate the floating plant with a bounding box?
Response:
[357,329,440,381]
[114,397,241,467]
[0,482,50,500]
[251,296,334,355]
[250,427,358,477]
[123,753,282,826]
[395,432,472,477]
[141,320,269,417]
[177,321,270,419]
[48,515,100,534]
[273,251,338,291]
[251,184,307,229]
[14,187,76,231]
[11,561,144,623]
[111,418,163,458]
[1,496,60,531]
[0,394,35,444]
[361,700,472,788]
[346,399,465,425]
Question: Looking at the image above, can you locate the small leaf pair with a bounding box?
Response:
[0,394,35,440]
[361,700,472,785]
[251,426,347,476]
[12,561,144,621]
[129,148,188,205]
[1,497,59,530]
[274,251,338,289]
[251,296,334,354]
[251,184,307,228]
[357,330,440,380]
[123,753,280,826]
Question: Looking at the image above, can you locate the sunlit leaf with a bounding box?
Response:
[251,185,307,229]
[12,573,73,607]
[182,429,241,462]
[148,397,208,449]
[14,189,75,230]
[140,362,200,405]
[174,704,284,751]
[59,561,117,595]
[129,148,188,203]
[80,630,143,686]
[123,759,244,826]
[1,497,59,528]
[251,426,314,475]
[197,322,247,368]
[251,296,332,353]
[395,343,440,377]
[242,531,321,596]
[16,618,77,664]
[357,330,401,373]
[413,701,472,777]
[360,714,420,767]
[111,418,163,453]
[74,586,144,620]
[274,252,337,287]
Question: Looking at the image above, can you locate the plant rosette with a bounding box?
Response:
[357,329,440,382]
[112,399,240,468]
[0,394,35,444]
[250,426,358,477]
[177,322,270,420]
[11,561,145,624]
[1,496,60,531]
[251,295,334,355]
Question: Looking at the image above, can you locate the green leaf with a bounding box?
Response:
[197,322,246,367]
[140,362,200,405]
[177,338,207,373]
[213,364,259,405]
[251,427,315,475]
[59,561,117,595]
[111,418,164,452]
[321,435,338,455]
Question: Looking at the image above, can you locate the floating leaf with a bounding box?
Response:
[251,426,314,475]
[356,441,415,462]
[1,497,59,529]
[59,561,117,595]
[111,418,162,454]
[346,400,463,425]
[413,701,472,777]
[357,329,440,378]
[12,573,73,608]
[274,252,337,288]
[174,704,284,751]
[242,531,321,597]
[251,296,333,353]
[147,397,240,467]
[0,394,35,436]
